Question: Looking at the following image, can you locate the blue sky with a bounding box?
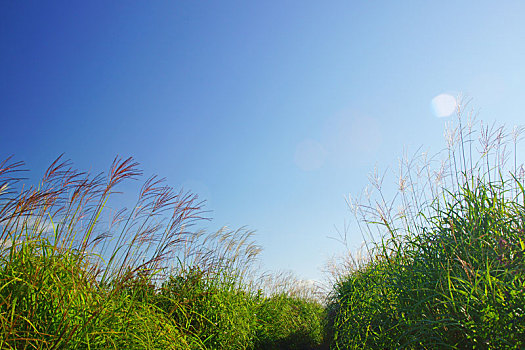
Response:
[1,1,525,282]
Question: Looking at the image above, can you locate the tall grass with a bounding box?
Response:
[0,156,203,348]
[0,156,326,349]
[328,100,525,349]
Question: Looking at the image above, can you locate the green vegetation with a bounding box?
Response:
[0,157,325,349]
[327,104,525,349]
[2,102,524,349]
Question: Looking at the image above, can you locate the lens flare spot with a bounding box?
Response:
[321,112,382,166]
[431,93,456,117]
[294,139,326,171]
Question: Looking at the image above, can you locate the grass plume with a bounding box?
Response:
[327,98,525,349]
[0,155,325,349]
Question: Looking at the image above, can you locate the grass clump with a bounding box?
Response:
[0,156,326,349]
[328,100,525,349]
[154,228,262,349]
[0,156,198,349]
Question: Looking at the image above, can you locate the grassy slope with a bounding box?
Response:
[0,156,325,349]
[327,108,525,349]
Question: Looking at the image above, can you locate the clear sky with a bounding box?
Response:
[1,1,525,282]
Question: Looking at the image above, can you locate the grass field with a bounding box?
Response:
[0,156,326,349]
[1,103,524,349]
